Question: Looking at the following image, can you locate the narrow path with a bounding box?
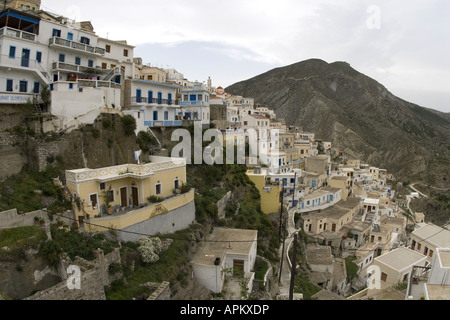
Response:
[278,207,300,298]
[409,183,429,198]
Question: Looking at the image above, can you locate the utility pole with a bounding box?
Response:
[292,171,297,209]
[278,183,284,239]
[289,232,298,300]
[278,216,286,285]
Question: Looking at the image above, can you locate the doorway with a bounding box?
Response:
[21,49,30,67]
[120,187,128,207]
[233,260,245,276]
[131,187,139,207]
[89,193,98,209]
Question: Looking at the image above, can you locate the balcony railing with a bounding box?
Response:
[131,97,179,106]
[77,79,121,89]
[179,101,206,106]
[0,26,36,41]
[0,54,50,82]
[49,37,105,56]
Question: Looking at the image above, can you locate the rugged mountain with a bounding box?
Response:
[226,59,450,186]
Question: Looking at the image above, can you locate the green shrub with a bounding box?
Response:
[121,115,136,136]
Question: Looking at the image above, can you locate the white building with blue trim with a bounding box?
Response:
[124,78,182,131]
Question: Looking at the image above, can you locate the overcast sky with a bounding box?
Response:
[41,0,450,113]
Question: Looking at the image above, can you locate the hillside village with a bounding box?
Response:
[0,1,449,301]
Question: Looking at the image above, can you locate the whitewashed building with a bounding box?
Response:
[0,8,133,131]
[191,228,258,294]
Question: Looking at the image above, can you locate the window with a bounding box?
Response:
[69,83,74,90]
[174,179,180,190]
[106,189,114,202]
[198,94,202,101]
[164,111,169,121]
[381,272,388,282]
[168,93,172,105]
[19,81,28,93]
[429,250,433,258]
[6,79,13,92]
[99,183,106,190]
[101,63,107,70]
[75,57,81,65]
[148,91,153,102]
[105,45,111,53]
[88,59,94,68]
[123,49,128,57]
[80,37,90,45]
[153,111,158,121]
[52,29,61,37]
[33,82,40,94]
[9,46,16,58]
[189,94,196,101]
[59,54,65,63]
[155,183,162,195]
[67,32,73,41]
[417,243,421,251]
[36,51,42,63]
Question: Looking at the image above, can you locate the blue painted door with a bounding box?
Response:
[136,89,142,103]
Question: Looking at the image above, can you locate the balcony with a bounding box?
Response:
[131,96,179,107]
[0,54,50,83]
[77,79,121,89]
[0,26,36,41]
[49,37,105,56]
[52,61,105,74]
[179,101,206,106]
[144,121,183,127]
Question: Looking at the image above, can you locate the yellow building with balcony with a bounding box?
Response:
[246,168,281,214]
[65,156,195,242]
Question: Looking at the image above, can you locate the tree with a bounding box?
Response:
[121,115,137,136]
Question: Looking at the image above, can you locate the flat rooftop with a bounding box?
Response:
[330,176,348,181]
[437,249,450,268]
[375,247,426,271]
[191,228,258,266]
[306,245,333,265]
[426,284,450,300]
[412,224,450,248]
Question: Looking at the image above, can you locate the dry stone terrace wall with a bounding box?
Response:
[25,248,121,300]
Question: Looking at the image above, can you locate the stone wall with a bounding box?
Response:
[0,209,48,230]
[147,281,171,300]
[25,248,121,300]
[217,191,233,220]
[0,208,75,230]
[0,133,27,179]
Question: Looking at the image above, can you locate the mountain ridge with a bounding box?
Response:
[226,59,450,186]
